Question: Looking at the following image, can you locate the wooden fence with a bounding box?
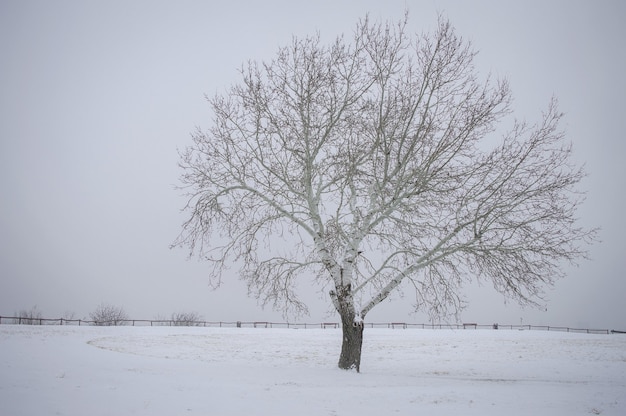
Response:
[0,315,621,334]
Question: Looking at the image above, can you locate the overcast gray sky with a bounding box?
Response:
[1,0,624,329]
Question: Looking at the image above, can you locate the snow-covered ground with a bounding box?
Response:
[1,325,624,415]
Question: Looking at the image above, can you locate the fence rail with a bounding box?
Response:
[0,315,621,334]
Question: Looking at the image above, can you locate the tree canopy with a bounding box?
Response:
[174,15,594,331]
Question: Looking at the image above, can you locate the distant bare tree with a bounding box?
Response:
[62,311,77,321]
[174,15,596,371]
[16,305,43,325]
[152,314,170,326]
[171,311,203,326]
[89,303,128,326]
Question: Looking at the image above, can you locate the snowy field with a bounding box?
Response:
[1,325,624,416]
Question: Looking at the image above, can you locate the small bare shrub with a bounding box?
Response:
[62,311,76,320]
[151,314,170,326]
[89,303,128,326]
[16,305,43,325]
[171,311,203,326]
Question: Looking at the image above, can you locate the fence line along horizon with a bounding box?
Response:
[0,315,623,334]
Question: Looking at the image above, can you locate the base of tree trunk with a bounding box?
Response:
[337,318,364,372]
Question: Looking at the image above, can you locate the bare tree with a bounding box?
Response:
[89,303,128,326]
[62,311,77,321]
[152,314,170,326]
[16,305,43,325]
[171,311,204,326]
[174,15,595,371]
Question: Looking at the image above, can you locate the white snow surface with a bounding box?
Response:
[1,325,624,415]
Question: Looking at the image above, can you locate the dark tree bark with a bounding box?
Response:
[338,313,364,372]
[332,282,365,371]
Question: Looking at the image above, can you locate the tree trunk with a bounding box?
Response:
[337,311,364,372]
